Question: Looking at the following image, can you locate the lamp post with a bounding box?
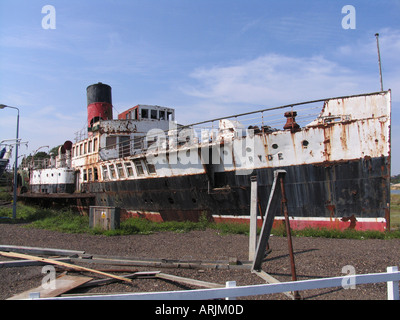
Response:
[0,104,20,219]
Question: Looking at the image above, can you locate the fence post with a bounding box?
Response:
[387,266,399,300]
[225,281,236,301]
[249,176,258,261]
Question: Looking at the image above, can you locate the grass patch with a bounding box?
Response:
[390,194,400,230]
[293,227,400,240]
[0,197,400,239]
[104,218,203,236]
[0,203,54,222]
[270,223,400,239]
[29,210,90,234]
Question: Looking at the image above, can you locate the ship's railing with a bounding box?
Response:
[96,90,388,161]
[74,127,88,143]
[20,158,51,169]
[187,102,321,133]
[20,157,70,170]
[98,98,323,161]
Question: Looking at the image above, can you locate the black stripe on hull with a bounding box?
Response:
[82,156,390,221]
[30,184,75,194]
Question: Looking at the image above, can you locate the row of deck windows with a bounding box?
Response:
[125,108,174,121]
[73,138,98,157]
[82,159,156,182]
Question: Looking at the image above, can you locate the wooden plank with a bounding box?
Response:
[0,257,71,268]
[0,245,85,256]
[79,271,161,288]
[0,251,133,284]
[75,255,252,270]
[156,273,224,289]
[7,274,93,300]
[252,170,286,271]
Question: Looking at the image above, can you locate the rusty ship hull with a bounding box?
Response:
[19,84,392,231]
[79,157,390,230]
[81,155,389,230]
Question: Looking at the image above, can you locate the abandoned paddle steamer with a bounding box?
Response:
[19,83,392,231]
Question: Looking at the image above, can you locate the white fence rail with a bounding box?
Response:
[31,266,399,300]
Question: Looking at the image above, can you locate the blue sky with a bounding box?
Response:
[0,0,399,173]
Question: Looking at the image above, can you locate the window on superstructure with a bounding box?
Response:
[93,138,98,152]
[88,168,93,181]
[83,169,87,181]
[88,140,92,153]
[80,144,83,156]
[151,109,157,120]
[94,167,99,181]
[134,160,144,176]
[102,165,109,181]
[167,111,173,121]
[84,142,88,154]
[144,159,156,174]
[119,136,131,158]
[159,110,165,120]
[116,163,125,178]
[106,136,117,150]
[132,108,138,120]
[141,109,148,119]
[133,136,142,151]
[125,162,134,177]
[109,164,117,179]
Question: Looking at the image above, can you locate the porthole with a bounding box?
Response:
[272,144,278,149]
[302,140,309,148]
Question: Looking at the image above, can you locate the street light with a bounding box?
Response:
[0,104,20,219]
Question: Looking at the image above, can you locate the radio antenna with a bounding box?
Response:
[375,33,384,91]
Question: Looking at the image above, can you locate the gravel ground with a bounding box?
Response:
[0,222,399,300]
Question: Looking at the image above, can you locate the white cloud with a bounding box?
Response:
[182,53,370,109]
[182,28,400,111]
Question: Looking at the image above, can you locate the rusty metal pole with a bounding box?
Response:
[280,176,301,300]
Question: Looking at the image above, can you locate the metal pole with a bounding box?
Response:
[375,33,384,91]
[12,109,19,219]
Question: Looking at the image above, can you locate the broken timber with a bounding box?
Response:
[0,251,133,284]
[75,254,252,270]
[0,245,85,257]
[0,257,71,268]
[77,271,161,289]
[156,273,224,289]
[7,274,93,300]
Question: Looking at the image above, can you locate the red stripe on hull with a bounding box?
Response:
[122,210,387,232]
[212,216,387,232]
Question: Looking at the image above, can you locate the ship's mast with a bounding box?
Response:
[375,33,384,92]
